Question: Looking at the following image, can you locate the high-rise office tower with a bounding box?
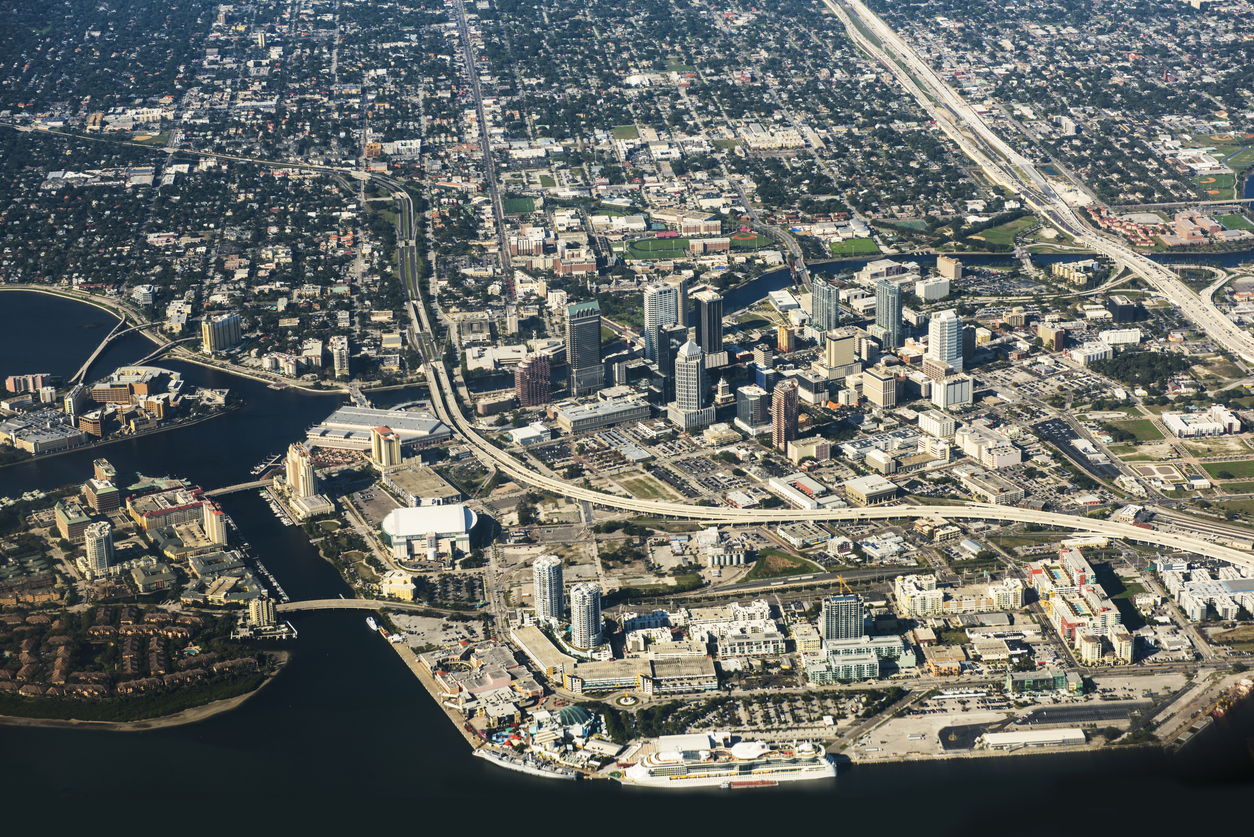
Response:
[203,501,228,545]
[656,323,689,403]
[570,582,603,648]
[671,275,689,329]
[777,326,795,354]
[694,289,723,356]
[565,301,604,396]
[673,340,706,412]
[370,425,403,468]
[736,384,771,429]
[874,280,903,350]
[201,312,243,354]
[643,283,679,362]
[83,521,113,573]
[826,329,858,368]
[667,340,716,429]
[812,274,842,332]
[821,595,864,641]
[864,365,898,409]
[927,309,963,371]
[772,379,799,450]
[286,443,318,499]
[514,353,552,407]
[533,554,564,624]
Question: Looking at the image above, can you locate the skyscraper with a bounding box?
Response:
[514,353,552,407]
[565,301,604,396]
[286,443,318,499]
[370,425,403,468]
[83,521,113,573]
[667,340,716,430]
[570,582,603,649]
[643,283,679,362]
[203,501,228,545]
[927,309,963,371]
[821,595,864,641]
[863,365,898,409]
[694,289,723,356]
[533,554,564,624]
[735,384,771,431]
[874,280,903,350]
[812,274,842,332]
[772,379,799,450]
[673,340,705,412]
[671,275,689,329]
[330,335,351,376]
[656,323,689,403]
[201,312,242,354]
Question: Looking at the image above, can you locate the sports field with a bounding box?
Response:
[502,197,536,215]
[828,238,880,256]
[626,237,689,259]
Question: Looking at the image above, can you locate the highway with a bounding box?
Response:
[827,0,1254,363]
[372,166,1254,571]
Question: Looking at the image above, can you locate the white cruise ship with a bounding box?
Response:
[621,735,836,789]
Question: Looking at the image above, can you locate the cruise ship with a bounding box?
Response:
[621,735,836,789]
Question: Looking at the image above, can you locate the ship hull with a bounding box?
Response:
[622,758,836,788]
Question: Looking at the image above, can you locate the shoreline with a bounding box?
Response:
[0,404,241,472]
[0,650,289,732]
[0,285,336,396]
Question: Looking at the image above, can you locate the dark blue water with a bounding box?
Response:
[0,292,1251,821]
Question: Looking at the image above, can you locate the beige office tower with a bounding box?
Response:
[864,365,899,409]
[936,255,963,282]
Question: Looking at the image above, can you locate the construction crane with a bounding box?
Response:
[833,575,853,596]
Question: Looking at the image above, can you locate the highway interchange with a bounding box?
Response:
[370,0,1254,585]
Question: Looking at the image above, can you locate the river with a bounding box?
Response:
[0,292,1250,822]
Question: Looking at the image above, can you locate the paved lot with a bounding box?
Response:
[1022,701,1153,726]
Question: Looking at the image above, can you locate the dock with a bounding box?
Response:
[385,639,483,751]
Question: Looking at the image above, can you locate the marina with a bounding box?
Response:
[261,487,296,526]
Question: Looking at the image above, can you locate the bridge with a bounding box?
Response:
[277,598,457,615]
[71,322,163,384]
[204,478,275,497]
[133,336,198,366]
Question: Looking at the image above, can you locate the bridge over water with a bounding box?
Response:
[71,322,164,384]
[277,598,455,615]
[204,478,275,497]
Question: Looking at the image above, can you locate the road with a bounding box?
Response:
[370,168,1254,572]
[828,0,1254,364]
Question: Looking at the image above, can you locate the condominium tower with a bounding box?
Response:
[533,554,564,624]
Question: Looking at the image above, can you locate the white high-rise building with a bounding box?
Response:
[203,501,228,545]
[330,335,350,376]
[673,340,705,411]
[533,554,564,624]
[927,310,963,371]
[643,283,679,363]
[667,340,715,430]
[570,582,603,648]
[83,521,113,572]
[286,443,318,499]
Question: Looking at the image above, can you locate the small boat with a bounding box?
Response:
[366,617,379,631]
